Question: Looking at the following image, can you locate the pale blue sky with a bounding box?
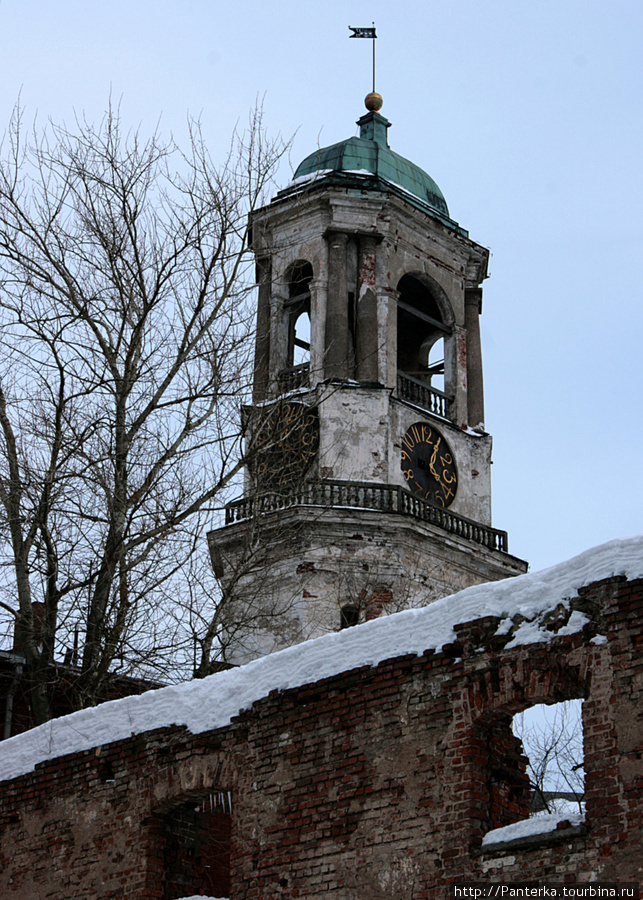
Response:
[1,0,641,571]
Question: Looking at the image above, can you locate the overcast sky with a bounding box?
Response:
[1,0,641,573]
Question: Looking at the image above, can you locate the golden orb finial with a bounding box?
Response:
[364,92,383,113]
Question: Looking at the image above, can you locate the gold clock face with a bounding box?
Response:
[252,401,319,492]
[400,421,458,507]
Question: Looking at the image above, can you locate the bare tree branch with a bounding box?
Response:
[0,99,289,721]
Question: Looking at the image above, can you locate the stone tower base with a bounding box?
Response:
[208,500,527,664]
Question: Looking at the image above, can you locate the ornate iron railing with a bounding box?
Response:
[225,480,508,553]
[277,363,310,393]
[396,372,452,420]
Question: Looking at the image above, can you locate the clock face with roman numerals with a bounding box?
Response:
[400,421,458,507]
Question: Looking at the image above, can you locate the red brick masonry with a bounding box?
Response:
[0,573,641,898]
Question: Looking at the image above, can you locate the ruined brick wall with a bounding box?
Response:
[0,575,641,899]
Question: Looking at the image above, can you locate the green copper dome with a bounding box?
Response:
[293,109,450,219]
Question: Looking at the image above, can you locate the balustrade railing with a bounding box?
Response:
[274,368,449,416]
[225,480,508,553]
[397,372,451,420]
[277,363,310,393]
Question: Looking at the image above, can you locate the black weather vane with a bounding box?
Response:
[349,24,377,93]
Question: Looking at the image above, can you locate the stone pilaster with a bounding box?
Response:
[465,287,485,430]
[324,231,349,379]
[356,235,379,382]
[252,257,271,402]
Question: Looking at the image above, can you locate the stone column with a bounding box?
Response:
[453,325,468,429]
[383,288,399,390]
[464,287,485,430]
[324,231,349,379]
[252,256,271,402]
[356,236,379,382]
[308,277,324,387]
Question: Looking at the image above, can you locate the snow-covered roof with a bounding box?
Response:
[1,536,641,785]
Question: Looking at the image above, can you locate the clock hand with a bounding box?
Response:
[429,437,441,482]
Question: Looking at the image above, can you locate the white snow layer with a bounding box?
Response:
[1,536,641,785]
[176,896,227,900]
[482,810,585,846]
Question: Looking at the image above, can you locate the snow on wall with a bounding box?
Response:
[482,811,585,847]
[1,536,641,785]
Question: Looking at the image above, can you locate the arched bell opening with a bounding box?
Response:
[396,273,454,420]
[279,260,313,393]
[292,309,311,367]
[418,332,445,394]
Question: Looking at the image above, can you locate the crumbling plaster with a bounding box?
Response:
[212,505,526,664]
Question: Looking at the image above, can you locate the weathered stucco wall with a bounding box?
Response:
[310,384,493,525]
[0,573,641,899]
[213,505,526,663]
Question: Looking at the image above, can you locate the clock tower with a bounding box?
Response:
[208,95,527,664]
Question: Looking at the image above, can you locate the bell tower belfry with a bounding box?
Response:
[209,95,527,664]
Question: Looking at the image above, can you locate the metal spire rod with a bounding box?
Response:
[348,24,378,93]
[372,22,376,92]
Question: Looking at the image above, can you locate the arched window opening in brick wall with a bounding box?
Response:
[463,659,589,845]
[157,792,232,900]
[513,699,585,818]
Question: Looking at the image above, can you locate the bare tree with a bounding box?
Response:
[513,700,585,816]
[0,101,288,723]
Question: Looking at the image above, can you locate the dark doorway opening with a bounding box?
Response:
[161,792,231,899]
